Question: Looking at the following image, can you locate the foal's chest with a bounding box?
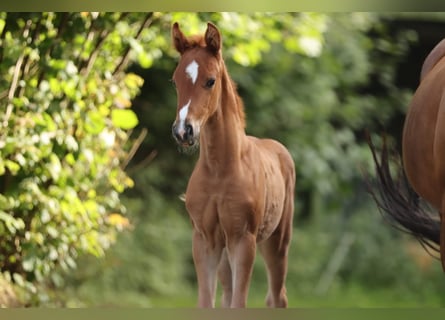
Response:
[185,163,284,243]
[185,172,253,234]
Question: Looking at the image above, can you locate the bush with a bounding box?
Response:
[0,12,156,303]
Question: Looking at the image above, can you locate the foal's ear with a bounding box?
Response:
[172,22,189,55]
[205,22,221,55]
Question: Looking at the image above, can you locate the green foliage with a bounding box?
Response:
[0,12,158,303]
[168,12,328,66]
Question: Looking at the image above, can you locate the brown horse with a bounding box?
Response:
[170,22,295,308]
[369,38,445,271]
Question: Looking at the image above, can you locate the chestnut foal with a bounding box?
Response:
[171,22,295,307]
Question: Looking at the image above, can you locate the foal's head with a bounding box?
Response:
[171,22,222,148]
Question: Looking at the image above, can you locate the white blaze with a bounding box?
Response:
[177,99,191,136]
[186,60,199,84]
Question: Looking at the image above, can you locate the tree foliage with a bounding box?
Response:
[0,12,158,302]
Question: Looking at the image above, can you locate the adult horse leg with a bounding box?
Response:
[192,230,223,307]
[226,232,256,308]
[217,248,232,307]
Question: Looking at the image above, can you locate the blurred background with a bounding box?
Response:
[1,12,445,307]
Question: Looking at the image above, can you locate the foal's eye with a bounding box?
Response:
[205,78,216,89]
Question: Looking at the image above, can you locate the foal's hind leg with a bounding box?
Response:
[259,195,293,308]
[259,229,291,308]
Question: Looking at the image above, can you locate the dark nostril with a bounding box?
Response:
[184,124,193,140]
[186,124,193,135]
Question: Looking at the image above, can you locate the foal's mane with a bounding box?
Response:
[183,34,246,129]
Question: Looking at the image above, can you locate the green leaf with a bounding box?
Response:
[0,18,5,34]
[49,78,62,96]
[85,110,106,134]
[48,154,62,181]
[138,52,153,68]
[124,73,144,90]
[0,212,25,234]
[46,225,59,238]
[5,160,20,176]
[65,153,76,165]
[111,109,139,130]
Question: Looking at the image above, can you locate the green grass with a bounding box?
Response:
[100,282,444,308]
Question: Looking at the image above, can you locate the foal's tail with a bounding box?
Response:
[366,135,441,255]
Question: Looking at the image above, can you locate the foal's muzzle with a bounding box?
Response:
[172,122,195,146]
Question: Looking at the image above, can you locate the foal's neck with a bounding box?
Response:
[200,67,246,173]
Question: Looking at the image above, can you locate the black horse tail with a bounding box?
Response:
[367,135,441,255]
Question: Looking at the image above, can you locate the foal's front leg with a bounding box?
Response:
[192,230,222,308]
[217,248,233,307]
[226,232,256,308]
